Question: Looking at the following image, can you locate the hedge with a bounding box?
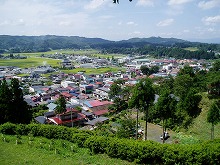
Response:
[0,122,93,146]
[1,122,220,164]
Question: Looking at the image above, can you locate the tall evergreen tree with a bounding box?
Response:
[155,89,177,143]
[207,100,220,140]
[0,79,12,124]
[129,78,155,140]
[10,78,31,124]
[0,78,32,124]
[55,95,67,114]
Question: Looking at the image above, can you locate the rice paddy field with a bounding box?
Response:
[0,49,125,70]
[0,57,61,68]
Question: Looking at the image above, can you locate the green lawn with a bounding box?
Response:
[0,135,133,165]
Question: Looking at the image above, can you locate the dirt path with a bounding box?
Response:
[145,123,174,143]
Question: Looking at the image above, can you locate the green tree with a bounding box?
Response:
[140,65,150,76]
[207,74,220,96]
[0,79,13,124]
[0,78,31,124]
[158,75,174,94]
[175,89,201,129]
[55,95,66,114]
[182,89,202,118]
[207,101,220,140]
[174,74,193,100]
[155,89,177,143]
[109,80,129,113]
[178,65,195,77]
[116,117,136,139]
[109,79,125,100]
[129,78,155,140]
[210,60,220,72]
[150,65,160,74]
[108,97,128,113]
[10,78,31,123]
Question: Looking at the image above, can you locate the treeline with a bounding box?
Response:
[1,123,220,164]
[0,79,32,124]
[102,44,217,60]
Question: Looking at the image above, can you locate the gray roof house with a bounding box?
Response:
[47,102,57,111]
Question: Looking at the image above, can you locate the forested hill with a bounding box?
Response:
[121,37,188,45]
[0,35,113,53]
[0,35,191,51]
[0,35,220,60]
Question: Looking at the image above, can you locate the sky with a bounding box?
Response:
[0,0,220,42]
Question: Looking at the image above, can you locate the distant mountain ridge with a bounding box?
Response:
[0,35,190,46]
[0,35,218,53]
[120,36,189,44]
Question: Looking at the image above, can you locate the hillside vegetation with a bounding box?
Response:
[186,92,220,140]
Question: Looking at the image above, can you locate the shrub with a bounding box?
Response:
[1,123,220,164]
[0,122,17,135]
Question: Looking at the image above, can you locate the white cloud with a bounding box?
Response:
[127,21,138,26]
[157,18,174,27]
[136,0,154,7]
[84,0,107,10]
[202,15,220,25]
[198,0,220,10]
[0,0,90,36]
[168,0,193,6]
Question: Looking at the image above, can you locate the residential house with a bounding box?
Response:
[47,102,57,111]
[60,59,74,69]
[83,99,112,116]
[48,109,86,127]
[93,87,110,100]
[61,80,76,88]
[80,84,93,94]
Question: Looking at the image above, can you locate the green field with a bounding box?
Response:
[183,47,199,52]
[0,57,61,68]
[61,67,125,75]
[0,135,133,165]
[1,49,125,72]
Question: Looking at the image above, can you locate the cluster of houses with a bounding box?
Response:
[0,53,213,129]
[24,73,120,128]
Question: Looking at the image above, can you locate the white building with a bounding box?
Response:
[61,80,75,88]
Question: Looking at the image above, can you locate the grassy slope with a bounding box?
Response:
[0,135,133,165]
[186,92,220,140]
